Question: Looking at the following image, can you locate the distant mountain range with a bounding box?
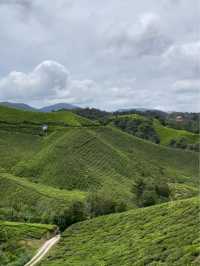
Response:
[0,102,37,111]
[117,108,149,112]
[0,102,79,112]
[39,103,79,112]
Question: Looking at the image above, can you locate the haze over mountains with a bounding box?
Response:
[0,101,78,112]
[0,101,164,113]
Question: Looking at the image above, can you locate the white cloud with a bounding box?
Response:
[162,41,200,78]
[0,60,141,109]
[0,61,69,100]
[173,79,200,94]
[0,61,97,104]
[0,1,199,112]
[104,13,171,59]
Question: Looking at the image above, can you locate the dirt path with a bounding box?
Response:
[25,234,60,266]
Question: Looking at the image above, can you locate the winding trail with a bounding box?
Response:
[25,234,61,266]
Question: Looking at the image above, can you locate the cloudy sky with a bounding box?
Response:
[0,0,199,111]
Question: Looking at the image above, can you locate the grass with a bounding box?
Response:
[154,120,199,145]
[0,171,86,224]
[111,113,148,121]
[40,197,200,266]
[111,113,199,146]
[0,220,56,266]
[11,125,198,209]
[0,106,199,265]
[0,129,42,170]
[0,106,94,127]
[0,106,198,214]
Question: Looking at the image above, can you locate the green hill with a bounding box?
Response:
[153,119,199,145]
[0,106,199,265]
[0,107,198,216]
[0,105,95,136]
[0,171,86,228]
[0,106,198,216]
[40,197,200,266]
[110,113,199,148]
[12,126,198,210]
[0,221,56,266]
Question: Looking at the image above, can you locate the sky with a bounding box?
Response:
[0,0,199,111]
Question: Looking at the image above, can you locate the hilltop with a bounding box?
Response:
[0,101,78,112]
[0,105,93,127]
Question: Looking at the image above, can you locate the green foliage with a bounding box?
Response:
[154,119,199,148]
[133,178,170,207]
[169,137,200,152]
[11,125,199,212]
[53,201,87,231]
[167,112,199,134]
[0,106,199,265]
[110,113,199,151]
[113,115,160,143]
[40,197,200,266]
[0,105,93,127]
[86,192,127,217]
[75,107,110,124]
[0,221,56,266]
[0,172,86,229]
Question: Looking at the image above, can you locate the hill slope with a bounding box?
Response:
[11,125,198,206]
[40,197,200,266]
[0,106,198,223]
[39,103,78,112]
[153,119,199,145]
[0,171,86,227]
[0,105,94,128]
[111,113,199,148]
[0,101,36,111]
[0,221,56,266]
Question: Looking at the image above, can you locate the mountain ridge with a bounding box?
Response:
[0,101,79,112]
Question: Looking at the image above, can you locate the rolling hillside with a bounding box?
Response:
[0,105,94,128]
[153,119,199,145]
[40,197,200,266]
[12,126,198,209]
[0,171,86,226]
[0,106,199,265]
[111,113,199,147]
[0,221,56,266]
[0,106,197,214]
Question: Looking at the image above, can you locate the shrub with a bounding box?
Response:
[53,201,87,231]
[133,178,170,208]
[86,192,127,218]
[114,117,160,144]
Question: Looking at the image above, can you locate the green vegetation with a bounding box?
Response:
[112,114,160,143]
[0,105,95,129]
[40,197,200,266]
[0,221,56,266]
[167,112,199,134]
[154,120,199,146]
[12,126,198,210]
[0,106,199,265]
[0,105,197,226]
[110,113,199,151]
[0,172,86,230]
[75,107,111,124]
